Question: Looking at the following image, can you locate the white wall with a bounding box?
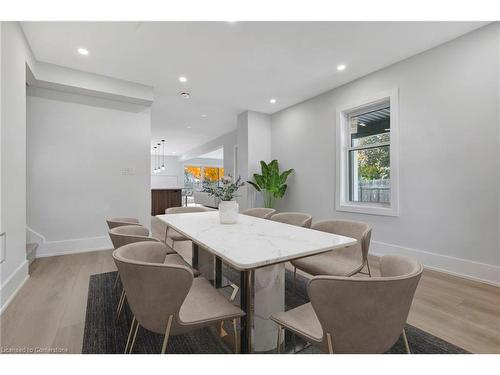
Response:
[0,22,36,312]
[27,87,151,256]
[183,157,223,168]
[180,131,237,178]
[271,23,500,284]
[150,155,184,189]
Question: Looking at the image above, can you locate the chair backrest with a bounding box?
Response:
[106,217,140,230]
[165,206,211,214]
[108,224,158,249]
[242,208,276,219]
[308,255,423,353]
[113,241,193,335]
[270,212,313,228]
[311,219,371,265]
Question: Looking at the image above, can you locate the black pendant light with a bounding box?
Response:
[157,143,161,172]
[161,139,166,171]
[153,146,157,173]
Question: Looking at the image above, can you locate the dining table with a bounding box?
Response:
[156,211,357,353]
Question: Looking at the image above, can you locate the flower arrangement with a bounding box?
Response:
[202,175,244,201]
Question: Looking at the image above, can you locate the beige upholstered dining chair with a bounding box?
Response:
[292,220,372,280]
[109,225,176,253]
[242,208,276,219]
[164,206,212,249]
[106,217,141,230]
[108,225,187,320]
[270,212,313,228]
[271,255,423,354]
[113,241,245,354]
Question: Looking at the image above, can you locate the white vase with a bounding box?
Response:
[218,200,239,224]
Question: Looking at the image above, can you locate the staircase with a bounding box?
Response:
[26,242,38,273]
[26,226,45,274]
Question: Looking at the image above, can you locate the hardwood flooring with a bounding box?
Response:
[1,217,498,354]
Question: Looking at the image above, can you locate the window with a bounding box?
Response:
[203,167,224,183]
[336,89,399,216]
[184,166,202,188]
[184,165,224,188]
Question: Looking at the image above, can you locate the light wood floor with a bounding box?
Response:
[1,217,499,354]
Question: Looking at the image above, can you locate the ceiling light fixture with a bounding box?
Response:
[270,98,277,104]
[337,64,346,71]
[179,76,187,83]
[180,92,190,99]
[359,123,366,127]
[157,143,161,172]
[161,140,166,171]
[153,146,158,174]
[77,48,89,56]
[201,114,207,118]
[187,126,192,129]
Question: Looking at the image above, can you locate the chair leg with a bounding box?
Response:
[229,284,239,302]
[164,225,169,244]
[232,318,239,354]
[116,289,126,321]
[326,333,334,354]
[218,321,226,338]
[402,329,411,354]
[161,315,174,354]
[128,320,140,354]
[113,273,120,289]
[293,266,297,293]
[366,259,372,277]
[276,325,283,354]
[124,316,137,353]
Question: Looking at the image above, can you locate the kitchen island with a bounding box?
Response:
[151,188,183,215]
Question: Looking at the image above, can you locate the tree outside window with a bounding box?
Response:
[184,165,225,188]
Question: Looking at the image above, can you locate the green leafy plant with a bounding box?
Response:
[247,160,294,208]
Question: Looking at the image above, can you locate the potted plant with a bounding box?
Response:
[247,160,294,208]
[202,175,244,224]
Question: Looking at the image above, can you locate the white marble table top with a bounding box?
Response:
[157,211,357,270]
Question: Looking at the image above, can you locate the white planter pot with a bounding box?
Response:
[218,200,239,224]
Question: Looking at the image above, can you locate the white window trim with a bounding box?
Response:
[335,89,399,217]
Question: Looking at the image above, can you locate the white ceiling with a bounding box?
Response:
[21,21,488,155]
[197,148,224,160]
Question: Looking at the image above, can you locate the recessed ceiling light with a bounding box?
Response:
[179,76,187,83]
[187,126,192,129]
[77,48,89,56]
[270,98,277,104]
[201,114,207,118]
[180,92,190,99]
[359,123,366,127]
[337,64,346,71]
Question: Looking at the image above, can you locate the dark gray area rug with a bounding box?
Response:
[82,269,468,354]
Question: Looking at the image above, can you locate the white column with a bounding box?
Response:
[236,110,272,211]
[252,263,285,352]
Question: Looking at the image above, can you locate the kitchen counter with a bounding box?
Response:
[151,188,182,215]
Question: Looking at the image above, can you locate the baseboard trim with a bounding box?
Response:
[36,236,113,258]
[0,260,29,315]
[371,240,500,287]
